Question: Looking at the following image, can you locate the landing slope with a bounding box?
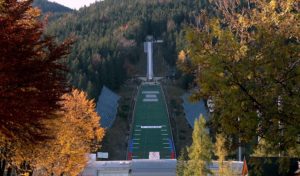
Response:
[128,83,175,159]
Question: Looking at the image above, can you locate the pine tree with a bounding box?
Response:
[86,80,95,99]
[184,115,212,176]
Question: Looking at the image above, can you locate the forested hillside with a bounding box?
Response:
[33,0,72,13]
[46,0,211,99]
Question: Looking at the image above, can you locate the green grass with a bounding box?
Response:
[130,84,173,159]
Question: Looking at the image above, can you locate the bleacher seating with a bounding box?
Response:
[96,86,120,128]
[181,93,209,128]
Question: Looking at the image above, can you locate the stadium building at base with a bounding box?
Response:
[81,154,177,176]
[80,154,244,176]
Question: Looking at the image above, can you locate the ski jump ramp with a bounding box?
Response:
[128,82,175,160]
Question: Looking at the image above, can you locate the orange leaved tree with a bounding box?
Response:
[0,0,71,142]
[34,89,105,176]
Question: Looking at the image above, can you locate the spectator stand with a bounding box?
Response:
[96,86,120,128]
[181,93,209,128]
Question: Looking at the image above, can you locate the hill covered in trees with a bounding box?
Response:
[46,0,212,99]
[33,0,72,13]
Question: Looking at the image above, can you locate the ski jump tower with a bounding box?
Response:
[144,36,163,81]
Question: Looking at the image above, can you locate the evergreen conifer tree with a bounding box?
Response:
[183,115,212,176]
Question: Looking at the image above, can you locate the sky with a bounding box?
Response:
[49,0,100,10]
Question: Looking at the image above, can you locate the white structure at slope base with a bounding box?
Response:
[80,154,243,176]
[144,36,163,81]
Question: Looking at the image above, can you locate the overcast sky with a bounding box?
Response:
[49,0,100,10]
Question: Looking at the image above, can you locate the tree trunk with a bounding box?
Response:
[0,160,6,176]
[6,167,12,176]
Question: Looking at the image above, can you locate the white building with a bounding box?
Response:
[80,154,177,176]
[80,154,244,176]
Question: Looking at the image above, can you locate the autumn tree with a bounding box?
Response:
[31,89,105,176]
[215,133,234,176]
[183,115,212,176]
[8,89,105,176]
[252,138,278,157]
[0,0,73,174]
[178,0,300,154]
[0,0,72,142]
[47,89,104,175]
[176,148,188,176]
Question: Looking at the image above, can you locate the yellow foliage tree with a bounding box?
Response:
[179,0,300,155]
[9,89,105,176]
[215,133,234,176]
[183,115,212,176]
[44,89,105,175]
